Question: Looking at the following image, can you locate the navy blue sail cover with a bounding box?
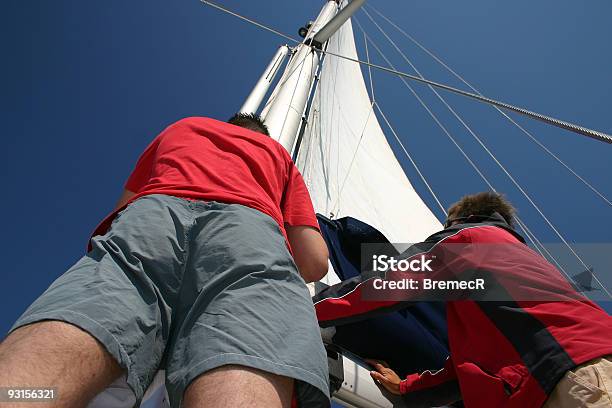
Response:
[316,214,449,377]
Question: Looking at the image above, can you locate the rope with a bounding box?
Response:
[366,4,611,207]
[361,27,449,218]
[331,23,366,214]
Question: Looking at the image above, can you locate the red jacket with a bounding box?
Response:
[314,214,612,408]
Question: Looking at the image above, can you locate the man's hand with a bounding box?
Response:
[366,359,402,395]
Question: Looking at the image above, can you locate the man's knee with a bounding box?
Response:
[183,365,294,408]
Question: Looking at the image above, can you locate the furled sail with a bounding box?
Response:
[295,17,442,245]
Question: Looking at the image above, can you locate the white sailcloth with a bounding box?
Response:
[295,17,442,246]
[296,17,449,407]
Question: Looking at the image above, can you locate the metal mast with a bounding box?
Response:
[247,0,365,154]
[239,45,290,115]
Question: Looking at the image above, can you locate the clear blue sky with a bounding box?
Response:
[2,0,610,344]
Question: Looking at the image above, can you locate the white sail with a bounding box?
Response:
[295,16,442,244]
[295,12,448,408]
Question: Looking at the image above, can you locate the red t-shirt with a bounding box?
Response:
[91,117,318,248]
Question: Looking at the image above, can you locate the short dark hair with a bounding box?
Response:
[227,113,270,136]
[447,192,516,227]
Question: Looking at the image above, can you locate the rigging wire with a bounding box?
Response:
[200,0,609,297]
[366,4,612,207]
[363,11,586,249]
[349,26,448,217]
[515,218,570,275]
[358,14,611,297]
[361,28,448,216]
[358,11,602,289]
[363,32,375,103]
[363,10,588,255]
[199,0,299,44]
[375,103,448,216]
[198,0,612,145]
[321,48,612,145]
[354,19,553,264]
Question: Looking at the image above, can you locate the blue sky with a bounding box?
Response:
[2,0,610,356]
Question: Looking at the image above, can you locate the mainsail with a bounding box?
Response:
[295,17,442,245]
[293,14,451,408]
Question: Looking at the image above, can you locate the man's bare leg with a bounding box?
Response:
[183,365,294,408]
[0,321,124,408]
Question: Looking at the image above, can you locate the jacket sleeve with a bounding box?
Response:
[314,228,473,327]
[400,357,462,407]
[313,269,407,327]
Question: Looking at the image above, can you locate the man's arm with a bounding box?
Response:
[281,160,329,283]
[286,225,329,283]
[114,189,136,211]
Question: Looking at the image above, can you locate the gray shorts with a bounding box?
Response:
[10,194,330,407]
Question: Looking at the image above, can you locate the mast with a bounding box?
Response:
[311,0,366,46]
[258,0,366,154]
[239,45,290,114]
[259,0,336,152]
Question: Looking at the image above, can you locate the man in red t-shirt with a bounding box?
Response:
[1,114,331,408]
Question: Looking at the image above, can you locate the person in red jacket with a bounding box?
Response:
[1,114,331,408]
[314,192,612,408]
